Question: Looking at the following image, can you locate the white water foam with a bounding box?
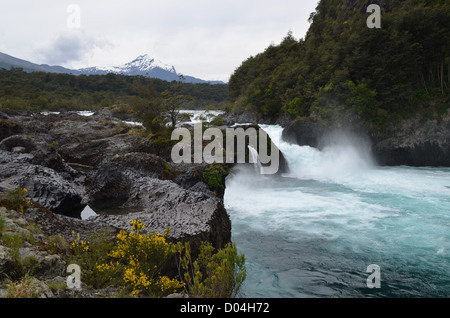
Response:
[225,124,450,298]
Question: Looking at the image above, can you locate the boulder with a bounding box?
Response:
[0,152,86,218]
[88,152,232,251]
[0,119,21,142]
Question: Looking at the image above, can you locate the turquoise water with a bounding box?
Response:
[224,125,450,298]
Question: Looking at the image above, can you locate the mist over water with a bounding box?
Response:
[224,125,450,298]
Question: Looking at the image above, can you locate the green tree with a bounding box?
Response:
[161,81,194,129]
[228,0,450,129]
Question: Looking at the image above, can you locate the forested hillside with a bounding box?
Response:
[0,68,228,111]
[228,0,449,132]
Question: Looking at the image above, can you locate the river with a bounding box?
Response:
[224,124,450,298]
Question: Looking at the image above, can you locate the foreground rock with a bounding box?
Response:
[0,110,232,253]
[89,152,231,250]
[0,206,120,298]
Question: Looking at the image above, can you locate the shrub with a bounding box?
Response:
[68,229,116,289]
[152,135,175,156]
[0,217,5,235]
[0,187,32,213]
[177,241,246,298]
[68,220,246,298]
[202,164,230,196]
[96,220,182,297]
[46,234,71,255]
[6,247,39,280]
[1,233,24,249]
[4,274,41,298]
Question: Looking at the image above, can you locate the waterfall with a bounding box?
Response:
[259,124,375,182]
[247,145,262,174]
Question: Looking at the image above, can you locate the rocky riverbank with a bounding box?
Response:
[0,109,232,297]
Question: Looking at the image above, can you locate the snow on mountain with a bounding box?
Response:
[91,54,177,74]
[77,55,224,84]
[125,54,177,74]
[0,51,225,84]
[78,54,198,82]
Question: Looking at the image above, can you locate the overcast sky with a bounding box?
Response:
[0,0,319,82]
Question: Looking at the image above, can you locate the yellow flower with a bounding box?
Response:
[96,220,180,297]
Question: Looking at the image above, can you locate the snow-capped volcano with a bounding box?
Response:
[92,54,178,76]
[123,54,177,74]
[77,54,222,83]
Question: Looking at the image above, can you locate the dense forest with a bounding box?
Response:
[228,0,450,132]
[0,68,229,112]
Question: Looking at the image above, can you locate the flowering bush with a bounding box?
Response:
[69,229,115,289]
[0,187,32,213]
[71,233,89,254]
[97,220,182,297]
[69,219,246,298]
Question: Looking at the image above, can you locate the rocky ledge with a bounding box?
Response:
[280,110,450,167]
[0,109,231,258]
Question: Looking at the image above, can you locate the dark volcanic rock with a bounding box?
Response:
[0,110,233,252]
[88,152,231,250]
[91,180,231,251]
[0,134,76,176]
[88,152,168,212]
[223,111,291,126]
[0,152,86,218]
[0,119,21,141]
[0,133,86,218]
[281,114,450,167]
[373,116,450,166]
[282,119,328,148]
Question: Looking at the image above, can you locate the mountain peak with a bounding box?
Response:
[125,54,177,74]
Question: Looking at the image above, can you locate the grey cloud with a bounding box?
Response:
[36,30,112,66]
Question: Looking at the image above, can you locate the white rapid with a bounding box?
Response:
[247,145,262,174]
[224,125,450,298]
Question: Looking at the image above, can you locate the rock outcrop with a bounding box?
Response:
[88,152,231,250]
[0,110,232,251]
[281,113,450,167]
[372,115,450,166]
[0,135,86,219]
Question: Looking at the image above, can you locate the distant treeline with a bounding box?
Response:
[229,0,450,131]
[0,68,229,111]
